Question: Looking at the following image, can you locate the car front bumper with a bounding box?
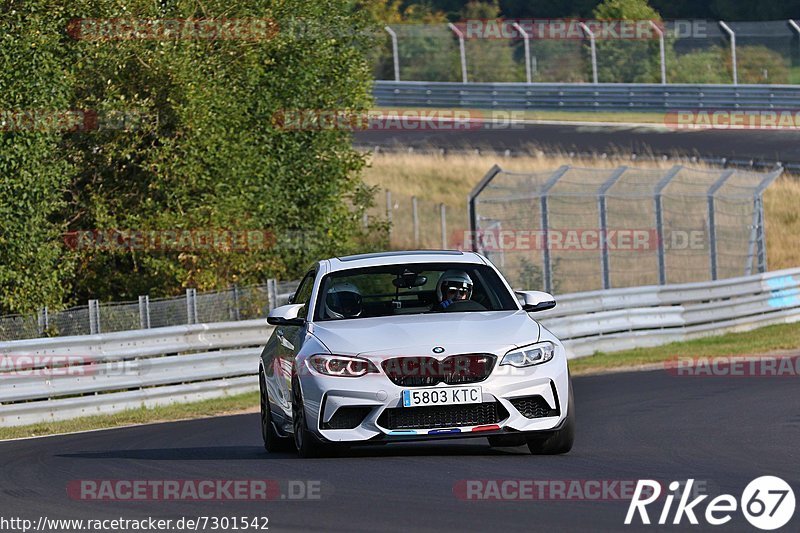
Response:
[296,347,571,443]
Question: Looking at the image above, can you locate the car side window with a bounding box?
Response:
[291,270,316,319]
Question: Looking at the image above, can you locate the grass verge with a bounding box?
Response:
[373,106,668,124]
[569,322,800,375]
[2,322,799,440]
[0,391,258,441]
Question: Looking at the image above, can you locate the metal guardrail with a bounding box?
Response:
[374,81,800,111]
[1,268,798,427]
[537,267,800,356]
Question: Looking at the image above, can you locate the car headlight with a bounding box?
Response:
[500,341,555,367]
[308,354,379,377]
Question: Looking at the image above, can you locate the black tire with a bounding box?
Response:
[291,377,332,458]
[260,370,293,453]
[526,386,575,455]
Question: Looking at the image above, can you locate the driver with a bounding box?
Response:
[325,282,363,319]
[435,270,473,310]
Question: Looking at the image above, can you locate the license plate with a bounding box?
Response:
[402,386,482,407]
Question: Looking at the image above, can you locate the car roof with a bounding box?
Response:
[326,250,486,272]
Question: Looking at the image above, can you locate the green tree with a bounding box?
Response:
[1,0,382,311]
[592,0,663,83]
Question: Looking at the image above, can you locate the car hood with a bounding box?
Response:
[310,310,540,357]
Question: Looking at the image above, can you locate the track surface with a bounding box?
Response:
[355,122,800,164]
[1,369,797,532]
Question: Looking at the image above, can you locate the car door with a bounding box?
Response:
[275,269,316,412]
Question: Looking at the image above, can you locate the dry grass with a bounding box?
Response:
[362,152,800,271]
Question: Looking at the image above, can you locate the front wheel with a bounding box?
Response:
[291,377,335,458]
[526,386,575,455]
[260,371,293,453]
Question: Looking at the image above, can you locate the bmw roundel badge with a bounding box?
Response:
[432,346,445,354]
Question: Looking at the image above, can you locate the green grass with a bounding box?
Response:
[0,391,258,441]
[373,106,668,124]
[569,322,800,375]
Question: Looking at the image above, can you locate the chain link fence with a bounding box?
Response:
[0,282,299,342]
[470,164,783,294]
[376,20,800,84]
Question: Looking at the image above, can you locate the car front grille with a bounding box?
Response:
[381,354,496,387]
[509,395,560,419]
[322,406,373,430]
[378,401,508,430]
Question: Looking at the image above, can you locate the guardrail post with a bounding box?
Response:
[579,22,598,84]
[649,21,667,84]
[440,203,447,249]
[232,284,241,321]
[88,299,100,334]
[138,295,151,329]
[384,26,400,81]
[448,23,468,83]
[707,169,736,280]
[654,166,682,284]
[512,22,532,83]
[37,307,49,336]
[412,196,419,247]
[186,288,197,325]
[719,21,738,85]
[267,279,278,312]
[540,166,570,293]
[597,167,628,290]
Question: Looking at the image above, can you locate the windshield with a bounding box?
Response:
[315,263,518,321]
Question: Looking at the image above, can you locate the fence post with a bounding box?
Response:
[88,299,100,334]
[755,195,768,273]
[186,288,197,325]
[707,170,736,280]
[719,21,737,85]
[384,26,400,81]
[649,21,667,84]
[654,166,682,285]
[386,189,393,241]
[37,307,49,336]
[579,22,598,84]
[512,22,532,83]
[440,203,447,249]
[540,166,570,293]
[597,167,628,290]
[138,295,151,329]
[412,196,419,247]
[232,284,241,321]
[267,279,278,312]
[448,23,468,83]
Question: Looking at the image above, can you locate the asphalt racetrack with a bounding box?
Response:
[2,368,797,532]
[355,121,800,165]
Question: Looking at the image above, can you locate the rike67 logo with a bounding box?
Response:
[626,477,796,530]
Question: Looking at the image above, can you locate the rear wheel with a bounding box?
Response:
[526,386,575,455]
[260,370,293,453]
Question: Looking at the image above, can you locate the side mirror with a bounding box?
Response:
[267,304,306,326]
[515,290,556,312]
